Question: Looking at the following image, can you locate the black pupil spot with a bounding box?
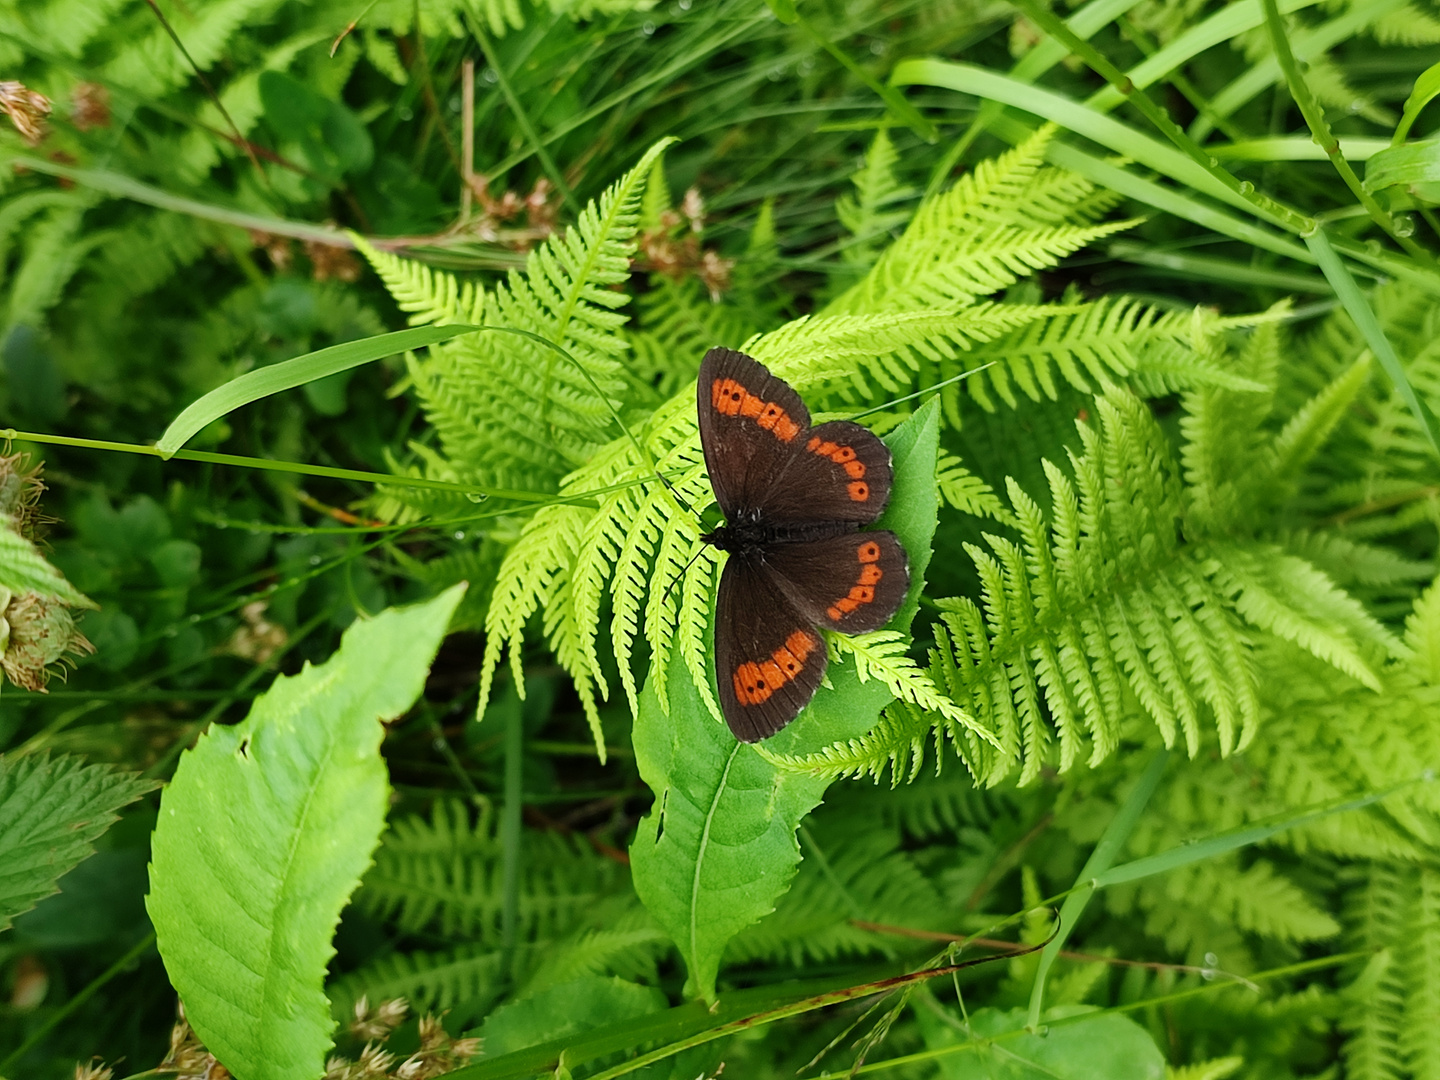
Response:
[732,392,741,400]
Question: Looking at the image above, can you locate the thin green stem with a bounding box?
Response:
[1026,748,1170,1031]
[1,428,561,504]
[0,932,157,1074]
[1260,0,1432,262]
[791,12,936,142]
[500,691,525,981]
[827,951,1372,1077]
[469,18,578,211]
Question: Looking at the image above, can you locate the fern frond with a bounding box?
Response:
[329,942,508,1018]
[360,140,671,494]
[826,127,1137,317]
[353,236,486,326]
[833,128,915,286]
[356,800,622,942]
[796,382,1399,785]
[759,632,996,786]
[751,304,1055,398]
[1342,866,1409,1080]
[478,503,591,718]
[958,295,1262,416]
[936,450,1010,522]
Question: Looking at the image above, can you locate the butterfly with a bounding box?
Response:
[696,347,910,743]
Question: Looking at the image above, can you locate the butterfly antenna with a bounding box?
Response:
[656,543,708,610]
[475,325,706,523]
[846,362,997,422]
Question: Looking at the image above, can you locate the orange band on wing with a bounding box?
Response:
[826,539,888,622]
[712,378,801,442]
[732,629,819,706]
[806,435,869,500]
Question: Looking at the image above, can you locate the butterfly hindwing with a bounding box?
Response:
[753,420,893,526]
[764,530,910,634]
[714,552,828,742]
[697,347,811,519]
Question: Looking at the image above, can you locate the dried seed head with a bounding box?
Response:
[71,82,110,131]
[0,590,94,691]
[0,81,52,145]
[305,238,362,282]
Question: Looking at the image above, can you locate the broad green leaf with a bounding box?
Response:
[146,585,466,1080]
[629,403,940,1003]
[1363,137,1440,200]
[156,326,480,457]
[0,518,93,608]
[0,753,156,932]
[916,1006,1165,1079]
[1393,59,1440,145]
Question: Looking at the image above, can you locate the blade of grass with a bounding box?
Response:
[1103,241,1329,291]
[1095,773,1431,887]
[1002,0,1316,234]
[791,10,936,143]
[901,69,1319,266]
[926,0,1147,194]
[1305,228,1440,457]
[1194,0,1408,141]
[895,58,1307,232]
[1394,59,1440,145]
[1213,136,1390,161]
[0,153,528,266]
[1260,0,1429,261]
[157,325,482,456]
[1025,749,1170,1031]
[468,16,578,211]
[1086,0,1327,117]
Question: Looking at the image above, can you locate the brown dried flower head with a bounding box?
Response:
[680,186,705,232]
[0,81,52,145]
[74,1060,113,1080]
[0,589,94,691]
[305,239,362,282]
[350,994,410,1041]
[159,1007,229,1079]
[226,600,287,664]
[70,82,110,131]
[249,229,294,271]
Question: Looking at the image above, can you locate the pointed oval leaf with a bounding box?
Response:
[146,585,465,1080]
[629,404,939,1002]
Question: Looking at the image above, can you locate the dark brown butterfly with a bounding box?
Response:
[697,347,909,742]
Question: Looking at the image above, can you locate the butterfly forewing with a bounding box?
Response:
[754,420,893,526]
[698,347,812,518]
[714,553,828,742]
[763,531,909,634]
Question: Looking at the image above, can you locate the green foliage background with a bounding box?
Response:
[2,0,1440,1076]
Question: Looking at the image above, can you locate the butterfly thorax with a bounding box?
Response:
[701,512,857,554]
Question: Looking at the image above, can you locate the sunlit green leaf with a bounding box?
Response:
[146,585,465,1080]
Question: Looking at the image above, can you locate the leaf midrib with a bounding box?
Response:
[690,743,742,965]
[254,668,348,1057]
